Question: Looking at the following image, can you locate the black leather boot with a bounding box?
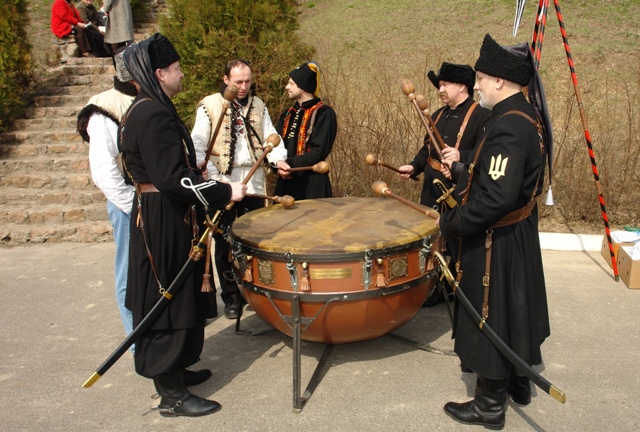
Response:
[183,368,212,387]
[508,370,531,406]
[153,371,221,417]
[444,375,509,430]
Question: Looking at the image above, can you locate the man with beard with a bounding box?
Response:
[191,59,287,320]
[399,62,490,307]
[437,34,551,430]
[120,34,247,417]
[274,61,337,200]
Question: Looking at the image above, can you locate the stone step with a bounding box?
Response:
[0,198,106,224]
[44,76,114,92]
[0,187,103,206]
[53,64,115,77]
[1,220,113,245]
[0,129,83,144]
[33,94,88,108]
[60,56,113,67]
[0,155,91,175]
[0,172,93,190]
[0,141,87,158]
[0,0,165,246]
[11,117,78,131]
[23,106,80,119]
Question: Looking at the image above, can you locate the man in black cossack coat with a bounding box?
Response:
[437,34,551,430]
[120,33,247,418]
[399,62,491,307]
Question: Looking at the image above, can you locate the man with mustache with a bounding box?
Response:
[399,63,490,307]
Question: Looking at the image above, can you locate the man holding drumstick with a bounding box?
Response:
[399,62,490,307]
[191,59,287,320]
[274,61,337,200]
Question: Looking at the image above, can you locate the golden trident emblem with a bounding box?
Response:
[488,154,509,180]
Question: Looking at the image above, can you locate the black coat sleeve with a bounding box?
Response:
[127,100,232,210]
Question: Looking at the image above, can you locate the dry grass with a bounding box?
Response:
[297,0,640,233]
[25,0,640,233]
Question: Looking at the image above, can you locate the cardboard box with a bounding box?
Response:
[616,246,640,289]
[600,235,633,269]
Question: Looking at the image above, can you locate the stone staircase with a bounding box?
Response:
[0,1,165,246]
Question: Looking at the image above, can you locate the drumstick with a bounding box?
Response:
[246,193,295,208]
[203,85,238,166]
[286,161,330,174]
[415,94,447,151]
[400,79,444,160]
[371,180,439,220]
[365,154,418,182]
[223,133,279,211]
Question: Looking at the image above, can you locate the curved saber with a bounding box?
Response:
[83,232,209,388]
[433,251,566,404]
[83,134,279,388]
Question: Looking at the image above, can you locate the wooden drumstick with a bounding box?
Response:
[365,154,418,181]
[246,193,295,208]
[203,84,238,166]
[415,94,447,151]
[286,161,330,174]
[400,79,444,160]
[371,180,439,220]
[223,133,279,211]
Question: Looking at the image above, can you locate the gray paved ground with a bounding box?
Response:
[1,241,639,431]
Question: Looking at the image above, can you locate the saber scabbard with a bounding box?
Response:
[433,251,566,404]
[82,229,210,388]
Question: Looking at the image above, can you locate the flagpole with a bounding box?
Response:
[552,0,619,280]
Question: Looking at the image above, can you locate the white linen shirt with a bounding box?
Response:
[87,113,135,214]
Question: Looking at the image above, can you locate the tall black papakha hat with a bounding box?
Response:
[427,62,476,98]
[289,62,320,97]
[474,34,533,86]
[148,34,181,71]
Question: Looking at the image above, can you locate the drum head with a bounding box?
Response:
[230,197,438,254]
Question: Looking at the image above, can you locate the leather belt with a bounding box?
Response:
[138,183,159,193]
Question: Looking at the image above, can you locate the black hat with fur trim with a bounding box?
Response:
[427,62,476,98]
[289,62,320,97]
[148,33,181,71]
[474,34,533,86]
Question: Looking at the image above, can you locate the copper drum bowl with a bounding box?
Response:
[229,197,441,344]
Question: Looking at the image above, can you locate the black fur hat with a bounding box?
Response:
[148,33,181,71]
[427,62,476,97]
[289,62,320,96]
[474,34,533,86]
